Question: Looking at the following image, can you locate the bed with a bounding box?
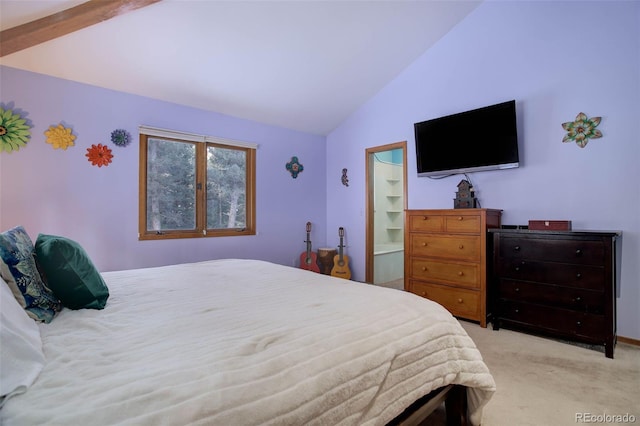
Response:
[1,258,495,425]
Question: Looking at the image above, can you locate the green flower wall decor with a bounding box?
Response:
[0,105,31,153]
[562,112,602,148]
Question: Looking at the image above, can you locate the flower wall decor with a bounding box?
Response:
[86,143,113,167]
[45,123,76,150]
[562,112,602,148]
[0,105,31,152]
[286,156,304,178]
[110,129,131,147]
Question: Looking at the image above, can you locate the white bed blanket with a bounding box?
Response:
[1,259,495,425]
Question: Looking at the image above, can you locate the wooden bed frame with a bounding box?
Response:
[389,385,469,426]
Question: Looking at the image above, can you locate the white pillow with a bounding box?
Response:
[0,275,45,407]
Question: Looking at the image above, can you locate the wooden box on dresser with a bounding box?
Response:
[405,209,502,328]
[489,229,620,358]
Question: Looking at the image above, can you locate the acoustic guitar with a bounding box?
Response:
[300,222,320,272]
[331,227,351,280]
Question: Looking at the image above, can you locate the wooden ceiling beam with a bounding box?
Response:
[0,0,161,57]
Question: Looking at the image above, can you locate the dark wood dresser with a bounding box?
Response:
[405,209,502,327]
[489,229,620,358]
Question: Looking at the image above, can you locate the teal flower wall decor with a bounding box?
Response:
[562,112,602,148]
[286,156,304,178]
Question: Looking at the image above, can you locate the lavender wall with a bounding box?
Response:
[0,66,327,272]
[1,1,637,340]
[326,1,640,339]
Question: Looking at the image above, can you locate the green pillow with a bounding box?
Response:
[35,234,109,310]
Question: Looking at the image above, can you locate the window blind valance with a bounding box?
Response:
[139,125,259,149]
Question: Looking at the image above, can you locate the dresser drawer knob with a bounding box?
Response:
[574,296,582,302]
[514,246,520,251]
[457,216,463,221]
[515,267,520,272]
[421,291,427,297]
[576,273,582,279]
[576,249,582,256]
[576,321,582,327]
[422,242,428,247]
[514,309,519,313]
[421,266,428,272]
[457,298,463,303]
[458,271,464,276]
[514,287,520,292]
[458,244,464,249]
[422,216,429,220]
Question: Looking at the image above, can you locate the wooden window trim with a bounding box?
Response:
[138,134,256,240]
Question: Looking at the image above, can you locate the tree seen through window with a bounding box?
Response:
[139,133,255,240]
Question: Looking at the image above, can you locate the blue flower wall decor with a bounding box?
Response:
[110,129,131,147]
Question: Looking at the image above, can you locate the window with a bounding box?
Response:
[138,126,256,240]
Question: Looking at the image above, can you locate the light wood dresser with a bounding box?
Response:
[405,209,502,327]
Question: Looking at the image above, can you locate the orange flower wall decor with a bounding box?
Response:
[86,143,113,167]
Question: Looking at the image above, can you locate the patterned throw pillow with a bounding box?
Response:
[0,226,61,323]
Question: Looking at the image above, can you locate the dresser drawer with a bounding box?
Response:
[408,213,482,234]
[410,234,480,261]
[499,236,605,265]
[496,259,605,291]
[498,300,607,340]
[410,258,479,288]
[410,280,480,318]
[445,214,481,234]
[408,214,444,233]
[497,279,604,313]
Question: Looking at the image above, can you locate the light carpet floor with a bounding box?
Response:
[373,281,639,425]
[423,320,639,425]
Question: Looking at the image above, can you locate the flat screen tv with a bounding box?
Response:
[414,100,519,177]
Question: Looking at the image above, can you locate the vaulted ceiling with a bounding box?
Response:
[0,0,480,135]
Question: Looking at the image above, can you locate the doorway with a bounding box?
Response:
[365,141,407,287]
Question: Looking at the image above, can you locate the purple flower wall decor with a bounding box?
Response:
[562,112,602,148]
